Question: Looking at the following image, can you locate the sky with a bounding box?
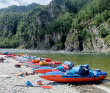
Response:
[0,0,52,9]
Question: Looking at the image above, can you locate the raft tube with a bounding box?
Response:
[34,67,59,74]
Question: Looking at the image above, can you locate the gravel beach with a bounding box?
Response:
[0,55,109,93]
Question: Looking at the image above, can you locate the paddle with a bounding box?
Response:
[14,85,52,89]
[40,85,52,89]
[14,85,35,87]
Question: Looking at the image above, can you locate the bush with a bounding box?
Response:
[99,26,108,38]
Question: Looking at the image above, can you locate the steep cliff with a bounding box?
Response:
[65,23,110,53]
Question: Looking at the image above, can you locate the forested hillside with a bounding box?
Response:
[0,0,109,53]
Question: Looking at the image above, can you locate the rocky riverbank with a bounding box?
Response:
[0,55,109,93]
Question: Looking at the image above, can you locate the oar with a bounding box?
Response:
[40,85,52,89]
[14,85,36,87]
[14,85,52,89]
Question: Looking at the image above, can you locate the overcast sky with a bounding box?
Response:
[0,0,52,9]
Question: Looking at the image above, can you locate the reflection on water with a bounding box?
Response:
[0,49,110,85]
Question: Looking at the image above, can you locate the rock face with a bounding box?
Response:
[36,32,61,51]
[65,24,110,53]
[65,29,80,52]
[35,0,66,26]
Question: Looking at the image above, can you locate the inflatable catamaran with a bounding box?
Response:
[39,61,107,82]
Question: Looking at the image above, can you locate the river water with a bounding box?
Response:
[0,49,110,87]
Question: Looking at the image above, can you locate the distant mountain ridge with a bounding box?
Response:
[0,3,39,16]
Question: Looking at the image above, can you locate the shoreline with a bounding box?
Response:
[0,48,110,54]
[0,55,110,93]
